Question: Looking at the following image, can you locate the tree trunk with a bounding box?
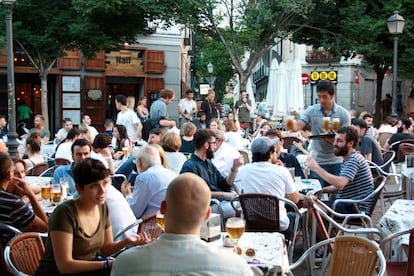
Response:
[374,70,386,128]
[40,70,49,130]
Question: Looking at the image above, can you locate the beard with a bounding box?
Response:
[206,147,214,159]
[334,145,348,156]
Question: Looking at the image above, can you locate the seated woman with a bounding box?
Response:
[55,127,81,162]
[112,124,132,160]
[223,119,244,150]
[160,133,187,174]
[208,118,221,130]
[23,132,44,169]
[36,158,150,275]
[179,122,196,154]
[227,112,241,132]
[8,159,42,201]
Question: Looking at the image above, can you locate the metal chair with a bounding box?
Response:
[113,219,142,241]
[110,174,127,191]
[368,160,406,215]
[332,175,385,228]
[230,193,301,263]
[26,162,47,176]
[393,139,414,163]
[290,236,386,276]
[380,227,414,276]
[4,232,47,275]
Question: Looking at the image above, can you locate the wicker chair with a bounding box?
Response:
[380,227,414,276]
[282,136,300,153]
[138,213,163,240]
[290,236,386,276]
[0,223,22,276]
[230,193,300,263]
[26,162,47,176]
[4,232,47,275]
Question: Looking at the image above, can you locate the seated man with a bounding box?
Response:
[236,136,299,239]
[123,145,177,219]
[52,138,91,195]
[212,129,241,177]
[306,126,374,214]
[55,118,73,143]
[180,129,243,217]
[112,173,253,275]
[0,152,48,240]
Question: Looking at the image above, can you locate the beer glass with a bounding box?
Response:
[322,117,331,133]
[285,116,295,131]
[51,183,61,205]
[60,177,69,200]
[122,147,129,159]
[156,210,165,231]
[332,118,340,132]
[225,217,245,246]
[41,182,51,202]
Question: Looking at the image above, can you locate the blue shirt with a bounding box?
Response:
[129,164,177,219]
[180,154,231,192]
[52,164,76,195]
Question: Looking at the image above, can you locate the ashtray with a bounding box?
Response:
[223,235,234,247]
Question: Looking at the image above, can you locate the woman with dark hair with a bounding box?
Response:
[36,158,150,275]
[112,124,132,160]
[55,127,81,161]
[23,132,44,168]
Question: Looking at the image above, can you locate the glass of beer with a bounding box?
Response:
[41,182,51,202]
[285,116,295,131]
[332,118,340,132]
[122,147,129,159]
[322,117,331,133]
[226,217,245,246]
[60,177,69,200]
[156,210,165,231]
[51,183,61,205]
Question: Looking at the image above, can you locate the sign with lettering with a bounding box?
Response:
[310,71,338,84]
[105,49,144,73]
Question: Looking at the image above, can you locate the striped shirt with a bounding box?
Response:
[337,152,374,212]
[0,189,34,245]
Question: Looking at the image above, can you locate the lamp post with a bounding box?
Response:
[207,62,215,88]
[1,0,18,158]
[387,11,405,117]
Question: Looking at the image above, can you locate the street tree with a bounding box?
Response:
[291,0,414,125]
[189,0,319,91]
[4,0,183,129]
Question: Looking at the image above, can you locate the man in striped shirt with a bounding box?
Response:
[305,126,374,214]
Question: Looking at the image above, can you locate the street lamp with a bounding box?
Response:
[1,0,18,158]
[387,11,405,117]
[207,62,215,88]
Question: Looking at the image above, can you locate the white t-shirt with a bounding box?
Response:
[236,162,297,230]
[54,142,73,162]
[178,98,197,118]
[116,109,141,140]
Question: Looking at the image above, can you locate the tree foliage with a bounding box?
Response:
[186,0,321,91]
[0,0,187,128]
[291,0,414,125]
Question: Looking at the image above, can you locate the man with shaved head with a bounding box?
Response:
[112,173,253,276]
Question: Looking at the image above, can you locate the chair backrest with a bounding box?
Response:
[138,213,163,240]
[396,142,414,163]
[26,162,47,176]
[283,136,300,153]
[0,223,22,276]
[328,236,385,276]
[236,193,281,232]
[113,219,142,241]
[380,227,414,276]
[381,150,396,172]
[4,232,46,275]
[54,158,71,166]
[365,176,386,217]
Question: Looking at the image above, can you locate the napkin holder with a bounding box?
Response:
[200,213,221,242]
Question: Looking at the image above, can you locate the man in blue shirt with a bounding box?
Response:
[52,138,91,195]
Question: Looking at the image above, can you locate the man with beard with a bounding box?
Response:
[384,117,414,153]
[291,80,350,187]
[305,126,374,214]
[180,128,243,216]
